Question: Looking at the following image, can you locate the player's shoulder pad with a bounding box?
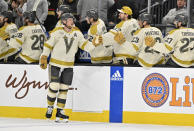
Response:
[72,26,81,32]
[168,29,178,35]
[134,29,142,35]
[49,27,63,34]
[19,26,27,31]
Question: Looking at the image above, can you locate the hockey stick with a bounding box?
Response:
[32,0,48,39]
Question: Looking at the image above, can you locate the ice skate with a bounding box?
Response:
[45,106,53,119]
[55,108,69,123]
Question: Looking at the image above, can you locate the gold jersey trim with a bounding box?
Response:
[134,29,142,35]
[50,58,74,66]
[19,53,39,63]
[109,30,117,36]
[0,24,9,40]
[132,43,139,51]
[18,26,27,31]
[168,29,178,35]
[115,54,136,59]
[138,57,154,67]
[44,43,53,50]
[16,38,23,45]
[89,20,100,35]
[91,56,112,61]
[172,55,192,65]
[81,41,88,50]
[116,21,125,28]
[165,43,173,51]
[49,27,63,34]
[0,48,16,58]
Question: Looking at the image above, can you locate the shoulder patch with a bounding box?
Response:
[134,29,142,35]
[19,26,27,31]
[49,27,63,34]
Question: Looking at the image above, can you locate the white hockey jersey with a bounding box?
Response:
[154,27,194,67]
[0,23,18,60]
[9,25,46,63]
[131,27,164,67]
[5,23,18,38]
[55,20,63,28]
[102,18,140,61]
[41,27,95,68]
[87,19,113,63]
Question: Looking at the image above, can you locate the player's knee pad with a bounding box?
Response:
[60,84,69,91]
[49,82,60,92]
[48,82,60,98]
[58,84,68,99]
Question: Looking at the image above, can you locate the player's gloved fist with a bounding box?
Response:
[40,55,47,69]
[92,36,102,47]
[98,35,103,44]
[145,36,156,47]
[114,32,126,45]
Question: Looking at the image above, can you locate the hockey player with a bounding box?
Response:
[0,11,18,62]
[40,13,99,122]
[101,6,140,64]
[154,14,194,68]
[8,11,46,64]
[50,5,79,37]
[86,9,113,64]
[130,13,164,68]
[55,4,70,27]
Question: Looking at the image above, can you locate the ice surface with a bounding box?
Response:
[0,117,194,131]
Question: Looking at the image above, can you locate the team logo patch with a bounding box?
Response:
[142,73,169,107]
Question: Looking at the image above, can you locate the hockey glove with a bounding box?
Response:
[114,32,126,45]
[92,35,102,47]
[145,36,156,47]
[40,55,47,69]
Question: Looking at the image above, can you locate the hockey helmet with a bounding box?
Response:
[86,9,98,21]
[23,11,36,23]
[174,14,188,26]
[61,13,75,23]
[138,12,152,24]
[0,11,13,23]
[57,4,70,14]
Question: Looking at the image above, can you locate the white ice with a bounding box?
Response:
[0,117,194,131]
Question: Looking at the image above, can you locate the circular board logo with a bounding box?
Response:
[142,73,169,107]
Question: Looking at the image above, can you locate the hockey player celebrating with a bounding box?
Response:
[101,6,140,64]
[8,11,46,64]
[40,13,99,122]
[0,11,18,62]
[130,13,164,68]
[86,9,113,64]
[154,14,194,68]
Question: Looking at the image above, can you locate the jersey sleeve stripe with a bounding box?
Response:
[132,43,139,51]
[80,41,88,50]
[44,43,53,50]
[109,30,117,36]
[0,33,9,40]
[165,43,173,51]
[115,54,136,60]
[91,56,113,61]
[16,39,23,45]
[19,53,39,63]
[0,48,16,59]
